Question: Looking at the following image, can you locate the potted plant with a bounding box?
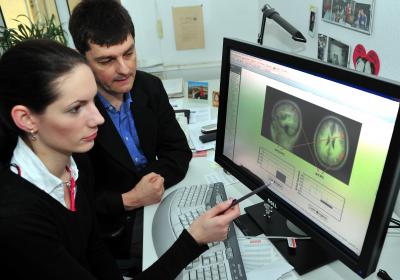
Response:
[0,14,66,53]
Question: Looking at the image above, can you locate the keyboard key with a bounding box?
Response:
[155,183,246,279]
[189,270,197,280]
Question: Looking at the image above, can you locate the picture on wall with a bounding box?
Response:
[308,6,317,37]
[322,0,374,35]
[352,44,380,76]
[318,34,328,61]
[327,37,350,67]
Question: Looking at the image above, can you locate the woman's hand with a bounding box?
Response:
[188,199,240,245]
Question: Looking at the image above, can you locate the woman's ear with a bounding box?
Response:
[11,105,38,133]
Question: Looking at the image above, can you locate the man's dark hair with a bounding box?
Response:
[69,0,135,54]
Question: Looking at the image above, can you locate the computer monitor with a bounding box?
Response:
[395,191,400,217]
[215,38,400,278]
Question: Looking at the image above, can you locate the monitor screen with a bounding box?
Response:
[215,38,400,278]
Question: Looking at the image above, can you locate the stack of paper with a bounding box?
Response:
[236,234,296,280]
[188,120,216,151]
[175,113,194,150]
[162,78,184,98]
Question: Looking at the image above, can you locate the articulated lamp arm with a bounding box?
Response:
[257,4,306,45]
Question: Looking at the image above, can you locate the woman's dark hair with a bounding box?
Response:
[0,39,86,166]
[69,0,135,54]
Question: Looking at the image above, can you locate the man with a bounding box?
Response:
[358,9,367,30]
[69,0,192,274]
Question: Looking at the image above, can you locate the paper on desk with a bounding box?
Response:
[189,107,211,124]
[205,168,238,186]
[176,114,194,150]
[247,260,294,280]
[238,237,282,272]
[237,236,295,279]
[162,78,184,98]
[169,98,184,109]
[188,121,216,151]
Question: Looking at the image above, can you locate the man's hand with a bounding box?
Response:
[122,172,165,210]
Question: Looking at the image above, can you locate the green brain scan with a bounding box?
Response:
[314,116,348,170]
[270,100,302,150]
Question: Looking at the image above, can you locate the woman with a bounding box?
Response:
[0,39,240,279]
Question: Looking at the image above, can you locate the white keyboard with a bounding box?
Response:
[152,183,247,280]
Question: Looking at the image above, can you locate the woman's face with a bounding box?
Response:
[32,64,104,155]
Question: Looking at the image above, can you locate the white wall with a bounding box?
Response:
[55,0,74,47]
[57,0,259,80]
[122,0,259,80]
[121,0,163,68]
[257,0,400,82]
[153,0,259,66]
[56,0,400,82]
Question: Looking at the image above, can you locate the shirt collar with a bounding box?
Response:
[10,137,79,196]
[97,91,132,112]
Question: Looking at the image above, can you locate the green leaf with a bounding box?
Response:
[0,14,67,53]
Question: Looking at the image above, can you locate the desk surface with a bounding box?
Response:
[170,79,219,115]
[143,157,400,280]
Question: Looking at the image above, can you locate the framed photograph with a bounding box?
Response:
[308,6,317,37]
[188,81,208,100]
[317,34,328,61]
[322,0,374,35]
[327,37,350,67]
[212,91,220,107]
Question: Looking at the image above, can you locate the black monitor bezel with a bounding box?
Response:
[215,38,400,278]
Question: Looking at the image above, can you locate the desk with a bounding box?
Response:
[171,79,219,154]
[143,157,400,280]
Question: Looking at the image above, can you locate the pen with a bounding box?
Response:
[229,180,274,208]
[377,269,393,280]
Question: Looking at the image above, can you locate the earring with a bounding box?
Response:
[29,130,37,141]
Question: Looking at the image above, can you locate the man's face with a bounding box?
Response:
[85,34,136,97]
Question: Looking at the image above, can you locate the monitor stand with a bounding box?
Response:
[244,202,335,275]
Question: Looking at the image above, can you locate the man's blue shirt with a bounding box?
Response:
[98,92,148,169]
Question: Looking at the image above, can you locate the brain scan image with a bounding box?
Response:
[314,116,349,170]
[270,100,302,150]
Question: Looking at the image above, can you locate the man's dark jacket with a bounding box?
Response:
[88,70,192,241]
